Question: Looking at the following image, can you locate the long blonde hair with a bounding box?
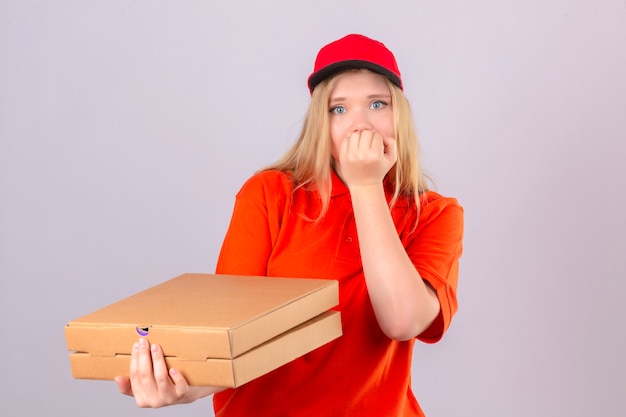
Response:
[265,69,429,222]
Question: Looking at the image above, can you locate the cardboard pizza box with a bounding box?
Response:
[65,273,342,387]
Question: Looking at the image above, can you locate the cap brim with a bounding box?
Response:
[308,60,403,92]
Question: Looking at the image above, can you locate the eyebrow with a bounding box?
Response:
[329,93,391,104]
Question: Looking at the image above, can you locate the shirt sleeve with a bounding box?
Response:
[215,171,290,276]
[407,196,464,343]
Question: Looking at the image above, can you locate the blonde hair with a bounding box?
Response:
[265,69,429,222]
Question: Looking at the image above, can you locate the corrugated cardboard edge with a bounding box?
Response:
[68,310,342,387]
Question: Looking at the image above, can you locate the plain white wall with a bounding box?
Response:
[1,1,625,416]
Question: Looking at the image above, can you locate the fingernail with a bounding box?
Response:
[139,338,147,347]
[151,344,158,353]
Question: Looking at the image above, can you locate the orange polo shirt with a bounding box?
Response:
[213,169,463,417]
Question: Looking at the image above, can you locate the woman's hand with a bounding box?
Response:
[335,129,397,189]
[115,338,221,408]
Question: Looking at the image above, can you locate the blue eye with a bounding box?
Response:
[330,105,346,114]
[370,101,387,110]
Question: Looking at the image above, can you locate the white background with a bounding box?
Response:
[1,1,625,416]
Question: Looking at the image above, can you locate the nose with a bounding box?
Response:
[350,108,372,132]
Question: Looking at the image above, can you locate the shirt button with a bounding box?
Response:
[346,237,353,243]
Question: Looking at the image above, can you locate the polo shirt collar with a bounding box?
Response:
[330,169,412,208]
[330,169,349,197]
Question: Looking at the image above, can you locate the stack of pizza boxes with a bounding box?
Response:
[65,273,342,387]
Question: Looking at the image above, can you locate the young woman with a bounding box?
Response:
[116,33,464,416]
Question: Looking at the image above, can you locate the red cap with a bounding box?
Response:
[307,34,403,93]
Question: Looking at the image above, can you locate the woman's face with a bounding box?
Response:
[328,70,395,161]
